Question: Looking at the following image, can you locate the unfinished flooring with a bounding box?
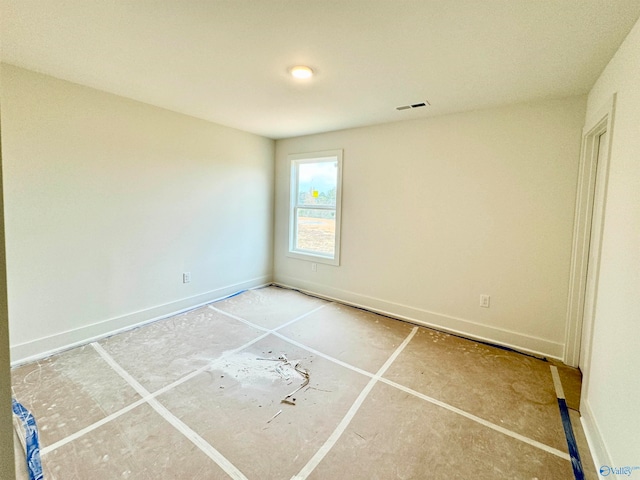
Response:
[11,286,596,479]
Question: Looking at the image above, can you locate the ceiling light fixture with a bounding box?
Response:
[290,65,314,79]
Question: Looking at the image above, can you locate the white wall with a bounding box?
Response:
[274,97,586,358]
[580,17,640,468]
[1,65,274,363]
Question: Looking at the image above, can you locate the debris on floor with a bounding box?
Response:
[266,409,283,424]
[215,350,316,412]
[282,362,310,406]
[275,364,290,380]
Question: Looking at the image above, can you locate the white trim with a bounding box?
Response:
[563,93,616,368]
[580,397,611,475]
[273,278,563,359]
[287,150,343,266]
[10,276,272,365]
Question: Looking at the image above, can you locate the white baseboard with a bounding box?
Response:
[274,275,564,360]
[580,397,611,476]
[10,275,272,366]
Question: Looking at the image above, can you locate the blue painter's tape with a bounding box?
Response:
[557,397,585,480]
[223,289,247,299]
[12,398,43,480]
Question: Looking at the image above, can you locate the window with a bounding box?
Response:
[288,150,343,265]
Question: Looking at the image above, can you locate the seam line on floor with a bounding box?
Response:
[146,332,271,400]
[272,331,373,378]
[272,332,571,461]
[40,398,146,455]
[149,304,328,400]
[37,303,329,457]
[35,298,571,471]
[550,366,585,479]
[291,326,419,480]
[208,302,330,334]
[381,378,570,461]
[91,343,249,480]
[38,331,271,457]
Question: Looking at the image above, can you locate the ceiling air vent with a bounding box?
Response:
[396,101,430,111]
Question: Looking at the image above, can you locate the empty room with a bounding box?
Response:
[1,1,639,479]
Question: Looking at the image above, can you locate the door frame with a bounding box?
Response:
[563,93,616,368]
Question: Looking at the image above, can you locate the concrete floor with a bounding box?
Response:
[11,286,597,479]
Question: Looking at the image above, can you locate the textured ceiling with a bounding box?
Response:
[3,1,640,139]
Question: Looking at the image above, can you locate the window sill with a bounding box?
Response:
[286,250,340,266]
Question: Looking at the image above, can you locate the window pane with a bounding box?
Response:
[296,208,336,256]
[297,162,338,207]
[288,149,342,266]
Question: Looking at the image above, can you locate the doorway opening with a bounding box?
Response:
[564,95,616,374]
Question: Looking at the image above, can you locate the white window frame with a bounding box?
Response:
[287,150,343,266]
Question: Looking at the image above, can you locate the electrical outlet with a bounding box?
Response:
[183,272,191,284]
[480,294,490,308]
[311,263,317,272]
